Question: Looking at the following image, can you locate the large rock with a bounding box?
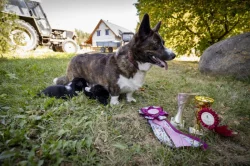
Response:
[199,32,250,80]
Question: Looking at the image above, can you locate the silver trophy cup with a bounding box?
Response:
[171,93,197,128]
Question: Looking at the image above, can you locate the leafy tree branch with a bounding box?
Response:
[135,0,250,56]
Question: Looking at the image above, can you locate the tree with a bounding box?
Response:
[74,29,90,45]
[135,0,250,56]
[0,0,17,54]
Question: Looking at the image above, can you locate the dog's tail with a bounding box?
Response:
[53,76,69,85]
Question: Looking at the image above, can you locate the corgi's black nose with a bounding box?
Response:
[170,52,176,60]
[164,47,176,60]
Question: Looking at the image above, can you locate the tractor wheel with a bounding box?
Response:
[100,47,106,53]
[52,45,63,52]
[52,45,57,52]
[108,47,113,53]
[9,20,39,51]
[61,39,78,53]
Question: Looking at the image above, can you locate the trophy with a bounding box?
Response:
[170,93,197,129]
[189,96,214,135]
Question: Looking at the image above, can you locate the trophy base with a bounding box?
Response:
[170,117,185,129]
[189,127,203,135]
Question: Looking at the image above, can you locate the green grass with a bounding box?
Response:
[0,51,250,165]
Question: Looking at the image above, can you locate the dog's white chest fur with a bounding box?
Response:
[117,63,152,93]
[117,71,145,93]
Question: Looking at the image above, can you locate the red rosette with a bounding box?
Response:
[198,108,219,130]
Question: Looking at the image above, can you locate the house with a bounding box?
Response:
[85,19,134,52]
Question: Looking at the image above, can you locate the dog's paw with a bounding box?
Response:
[110,100,120,105]
[110,96,119,105]
[126,92,136,103]
[127,97,136,103]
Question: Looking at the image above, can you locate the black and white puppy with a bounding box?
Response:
[84,85,110,105]
[40,78,87,99]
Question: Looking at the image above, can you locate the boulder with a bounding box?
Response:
[199,32,250,80]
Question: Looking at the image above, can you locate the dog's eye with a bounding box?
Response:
[152,43,159,50]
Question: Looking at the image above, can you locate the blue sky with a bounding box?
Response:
[41,0,139,33]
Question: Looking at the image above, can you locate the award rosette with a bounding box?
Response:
[198,107,237,137]
[139,106,208,149]
[198,107,219,130]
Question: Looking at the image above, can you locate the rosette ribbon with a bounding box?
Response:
[139,106,208,149]
[197,108,237,137]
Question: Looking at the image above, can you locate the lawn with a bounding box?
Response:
[0,51,250,165]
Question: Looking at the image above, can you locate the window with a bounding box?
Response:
[97,30,101,36]
[105,29,109,35]
[27,1,45,18]
[4,0,30,16]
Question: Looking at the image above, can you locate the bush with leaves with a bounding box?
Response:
[0,0,17,54]
[74,29,90,45]
[135,0,250,56]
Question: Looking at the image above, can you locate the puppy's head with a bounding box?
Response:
[84,87,95,99]
[91,85,109,98]
[131,13,176,70]
[90,85,109,105]
[96,96,108,106]
[71,77,88,91]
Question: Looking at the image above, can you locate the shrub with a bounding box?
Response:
[0,0,18,54]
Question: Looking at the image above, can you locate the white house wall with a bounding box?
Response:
[92,22,116,47]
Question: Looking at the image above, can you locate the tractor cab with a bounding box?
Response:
[4,0,51,38]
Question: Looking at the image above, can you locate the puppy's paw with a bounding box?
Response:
[85,87,91,92]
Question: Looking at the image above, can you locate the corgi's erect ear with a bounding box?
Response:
[138,13,151,37]
[152,21,161,32]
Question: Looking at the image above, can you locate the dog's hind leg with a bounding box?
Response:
[126,92,136,103]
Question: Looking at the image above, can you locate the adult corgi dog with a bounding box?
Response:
[54,14,176,105]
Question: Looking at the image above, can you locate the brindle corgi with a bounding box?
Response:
[54,14,176,105]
